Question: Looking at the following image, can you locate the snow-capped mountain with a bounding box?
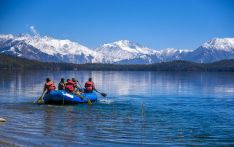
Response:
[96,40,160,64]
[202,38,234,51]
[184,38,234,63]
[158,48,191,62]
[0,34,104,63]
[0,33,234,64]
[96,40,193,64]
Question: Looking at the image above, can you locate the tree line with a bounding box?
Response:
[1,53,234,71]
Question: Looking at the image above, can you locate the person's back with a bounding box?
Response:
[85,78,95,93]
[44,78,56,94]
[65,79,76,93]
[58,78,65,90]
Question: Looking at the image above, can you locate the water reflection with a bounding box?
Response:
[0,71,233,146]
[0,71,234,102]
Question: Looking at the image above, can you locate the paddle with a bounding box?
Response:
[81,81,107,97]
[77,81,92,105]
[35,91,45,104]
[95,89,107,97]
[80,80,107,97]
[77,81,83,91]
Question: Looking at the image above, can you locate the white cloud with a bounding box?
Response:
[29,25,39,36]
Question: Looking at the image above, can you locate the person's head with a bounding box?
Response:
[61,78,64,83]
[88,77,92,81]
[46,78,51,82]
[67,79,70,82]
[72,78,77,82]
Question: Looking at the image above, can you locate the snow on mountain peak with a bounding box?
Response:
[202,38,234,51]
[101,40,156,55]
[0,34,104,63]
[114,40,142,48]
[95,40,162,63]
[0,34,15,40]
[1,33,234,64]
[161,48,178,53]
[15,35,91,55]
[30,35,104,63]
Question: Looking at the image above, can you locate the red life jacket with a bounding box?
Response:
[45,81,56,92]
[85,81,94,91]
[65,80,76,92]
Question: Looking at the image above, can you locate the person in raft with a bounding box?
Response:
[43,78,56,94]
[65,78,84,98]
[72,78,82,91]
[65,79,76,93]
[58,78,65,90]
[84,78,96,93]
[65,78,81,92]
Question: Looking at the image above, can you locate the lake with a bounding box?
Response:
[0,71,233,146]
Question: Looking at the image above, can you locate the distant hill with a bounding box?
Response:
[0,53,77,70]
[0,53,234,71]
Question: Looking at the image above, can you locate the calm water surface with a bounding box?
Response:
[0,71,233,146]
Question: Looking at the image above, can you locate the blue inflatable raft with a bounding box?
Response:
[43,90,97,104]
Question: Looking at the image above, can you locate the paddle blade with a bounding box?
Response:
[36,96,43,104]
[101,93,107,97]
[75,91,84,99]
[87,99,92,105]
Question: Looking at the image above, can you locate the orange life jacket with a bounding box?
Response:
[45,81,56,92]
[65,80,76,92]
[85,81,94,91]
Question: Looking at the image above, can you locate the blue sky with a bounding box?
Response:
[0,0,233,50]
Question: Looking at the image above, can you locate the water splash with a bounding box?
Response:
[99,98,113,104]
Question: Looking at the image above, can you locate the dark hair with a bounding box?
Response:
[67,79,70,82]
[72,78,77,82]
[61,78,64,82]
[88,77,92,81]
[46,78,50,82]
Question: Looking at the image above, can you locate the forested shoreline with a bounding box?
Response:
[1,53,234,71]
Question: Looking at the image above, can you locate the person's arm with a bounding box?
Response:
[93,83,97,91]
[74,84,80,90]
[43,83,46,93]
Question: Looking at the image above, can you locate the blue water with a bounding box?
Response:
[0,71,233,146]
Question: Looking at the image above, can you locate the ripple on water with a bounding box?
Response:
[0,71,234,146]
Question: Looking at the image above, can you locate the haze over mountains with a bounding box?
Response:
[0,33,234,64]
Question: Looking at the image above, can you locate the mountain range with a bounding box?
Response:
[0,34,234,64]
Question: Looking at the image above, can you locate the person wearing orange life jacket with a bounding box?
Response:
[43,78,56,94]
[85,78,96,93]
[65,79,76,93]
